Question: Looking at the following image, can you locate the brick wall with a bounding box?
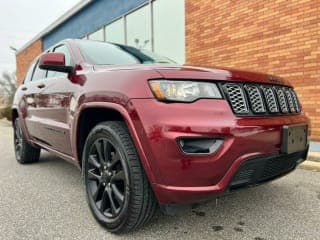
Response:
[16,39,43,85]
[186,0,320,140]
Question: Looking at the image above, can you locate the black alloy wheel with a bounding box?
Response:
[14,119,23,161]
[13,118,40,164]
[83,121,157,233]
[87,138,127,218]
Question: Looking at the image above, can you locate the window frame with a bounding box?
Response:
[31,59,48,82]
[23,60,37,84]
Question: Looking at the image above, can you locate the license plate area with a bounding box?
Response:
[281,124,307,154]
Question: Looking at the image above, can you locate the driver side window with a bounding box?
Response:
[32,60,47,82]
[23,61,36,84]
[47,45,72,78]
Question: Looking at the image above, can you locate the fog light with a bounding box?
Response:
[178,138,223,154]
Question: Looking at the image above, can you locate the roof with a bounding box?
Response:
[16,0,92,55]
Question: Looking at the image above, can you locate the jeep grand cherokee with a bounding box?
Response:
[12,39,309,233]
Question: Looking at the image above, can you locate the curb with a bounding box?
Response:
[307,152,320,162]
[0,119,11,127]
[299,160,320,172]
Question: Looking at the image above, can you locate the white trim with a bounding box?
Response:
[124,16,127,44]
[150,0,154,51]
[16,0,92,55]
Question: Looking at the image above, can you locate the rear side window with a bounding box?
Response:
[23,61,36,84]
[32,61,47,81]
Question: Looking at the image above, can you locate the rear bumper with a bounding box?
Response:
[128,99,310,204]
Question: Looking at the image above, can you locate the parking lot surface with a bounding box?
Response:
[0,120,319,240]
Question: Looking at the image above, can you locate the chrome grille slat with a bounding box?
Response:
[244,85,266,113]
[223,83,301,116]
[261,86,279,113]
[289,89,300,112]
[284,88,296,112]
[223,84,249,114]
[275,87,289,113]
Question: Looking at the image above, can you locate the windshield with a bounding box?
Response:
[77,40,175,65]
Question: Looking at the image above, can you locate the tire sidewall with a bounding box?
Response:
[83,123,131,232]
[14,118,22,163]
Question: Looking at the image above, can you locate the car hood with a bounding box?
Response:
[93,64,292,87]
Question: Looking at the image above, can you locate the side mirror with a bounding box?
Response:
[39,53,74,73]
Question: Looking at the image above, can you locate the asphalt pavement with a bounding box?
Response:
[0,119,319,240]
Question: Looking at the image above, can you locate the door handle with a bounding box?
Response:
[22,87,28,91]
[37,83,46,89]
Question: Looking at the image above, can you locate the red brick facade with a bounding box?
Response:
[15,1,320,140]
[186,0,320,140]
[16,39,43,85]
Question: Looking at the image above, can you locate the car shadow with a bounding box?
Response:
[127,178,301,239]
[36,151,302,239]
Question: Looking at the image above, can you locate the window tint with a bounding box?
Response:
[47,44,72,78]
[32,61,47,82]
[78,41,174,65]
[23,61,36,84]
[78,41,138,65]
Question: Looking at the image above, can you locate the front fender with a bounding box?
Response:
[72,101,157,184]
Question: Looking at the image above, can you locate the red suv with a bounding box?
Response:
[12,39,309,233]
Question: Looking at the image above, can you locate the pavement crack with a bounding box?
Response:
[237,221,245,226]
[192,210,206,217]
[234,227,244,232]
[212,225,223,232]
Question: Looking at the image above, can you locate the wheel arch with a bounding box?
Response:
[73,102,156,184]
[11,108,19,125]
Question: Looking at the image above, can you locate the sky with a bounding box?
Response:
[0,0,81,75]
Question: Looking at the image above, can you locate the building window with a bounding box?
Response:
[88,28,104,41]
[153,0,185,64]
[105,18,125,44]
[93,0,186,62]
[126,5,152,51]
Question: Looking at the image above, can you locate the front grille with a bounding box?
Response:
[222,83,301,116]
[229,150,308,190]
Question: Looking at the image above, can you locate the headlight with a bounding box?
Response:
[149,80,222,102]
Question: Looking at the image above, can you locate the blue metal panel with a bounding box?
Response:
[43,0,148,49]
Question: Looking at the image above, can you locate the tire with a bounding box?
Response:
[83,121,157,233]
[13,118,40,164]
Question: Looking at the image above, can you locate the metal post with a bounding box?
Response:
[149,0,154,51]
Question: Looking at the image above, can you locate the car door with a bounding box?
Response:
[23,58,50,144]
[18,60,39,140]
[35,44,79,156]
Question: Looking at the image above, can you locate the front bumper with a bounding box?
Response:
[229,149,308,190]
[127,99,309,204]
